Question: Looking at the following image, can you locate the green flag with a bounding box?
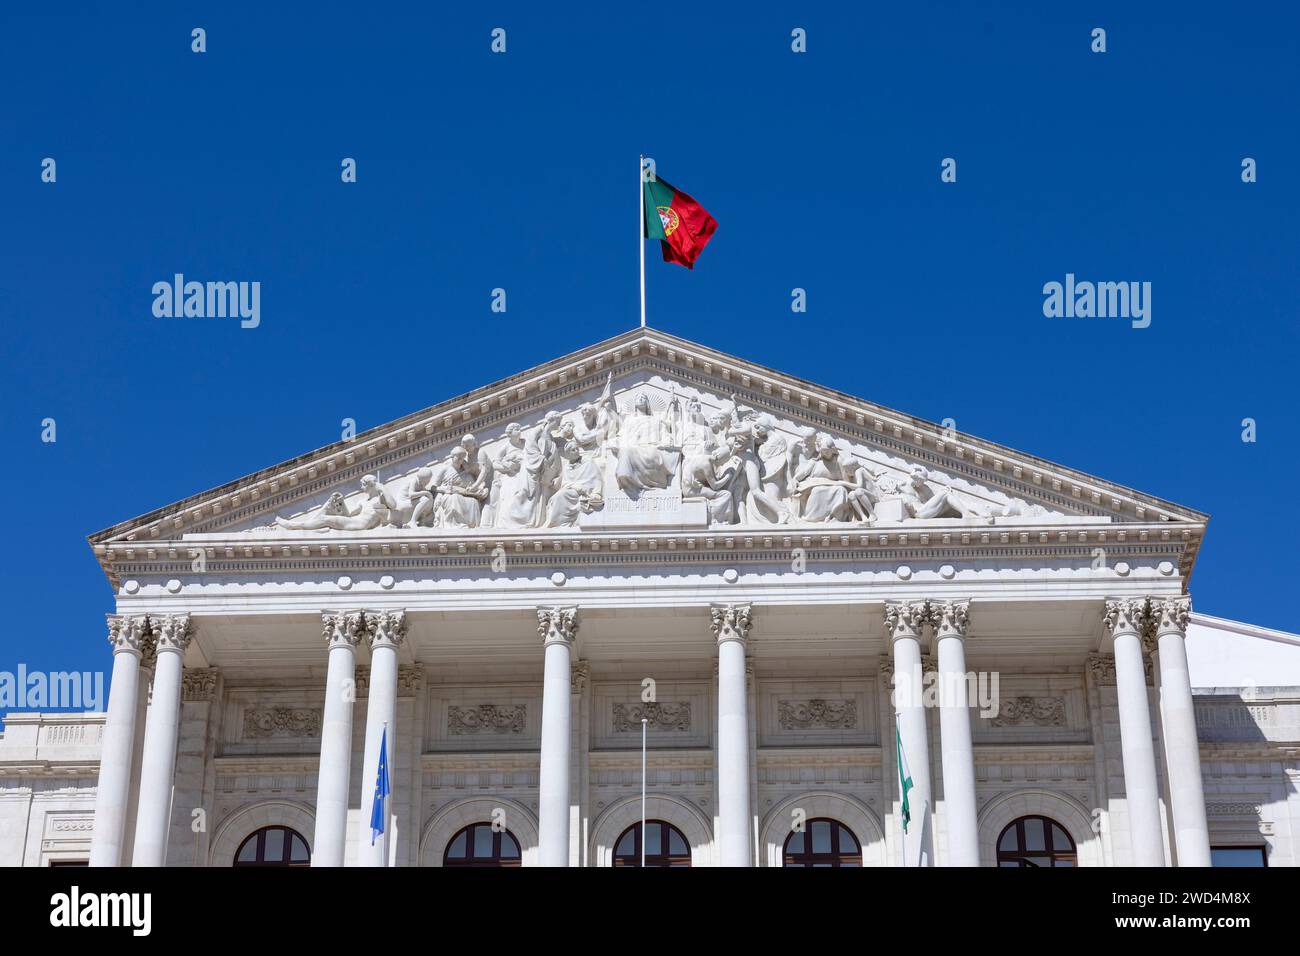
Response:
[896,725,913,834]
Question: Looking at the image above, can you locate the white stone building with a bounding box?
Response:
[2,328,1297,867]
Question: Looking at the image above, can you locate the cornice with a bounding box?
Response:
[87,328,1208,584]
[100,523,1197,586]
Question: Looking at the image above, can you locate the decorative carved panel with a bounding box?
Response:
[988,696,1066,727]
[447,704,527,735]
[242,707,321,739]
[777,698,858,730]
[613,702,691,733]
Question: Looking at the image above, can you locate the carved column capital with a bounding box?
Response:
[1103,598,1151,637]
[884,600,929,643]
[879,657,894,681]
[537,606,579,646]
[1152,596,1191,637]
[928,600,971,640]
[1087,653,1117,685]
[106,614,149,657]
[710,603,753,647]
[367,609,407,650]
[181,667,220,702]
[151,613,194,654]
[322,610,366,650]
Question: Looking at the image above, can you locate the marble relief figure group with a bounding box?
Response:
[272,378,1036,533]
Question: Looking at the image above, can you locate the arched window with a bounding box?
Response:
[782,818,862,867]
[233,826,311,867]
[612,820,692,867]
[996,815,1077,867]
[443,823,522,867]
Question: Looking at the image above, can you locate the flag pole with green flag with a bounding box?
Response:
[896,715,913,865]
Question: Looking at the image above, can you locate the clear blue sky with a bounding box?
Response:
[1,3,1297,712]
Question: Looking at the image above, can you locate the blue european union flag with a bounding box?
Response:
[370,725,391,846]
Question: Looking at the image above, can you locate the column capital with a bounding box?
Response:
[106,614,149,656]
[367,610,407,650]
[1152,596,1191,637]
[1103,597,1151,637]
[884,600,929,643]
[322,610,366,649]
[537,606,579,646]
[710,603,753,646]
[181,667,220,702]
[928,600,971,640]
[151,613,193,654]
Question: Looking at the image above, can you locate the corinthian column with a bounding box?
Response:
[537,606,579,867]
[358,610,405,867]
[89,615,149,867]
[711,603,753,867]
[1152,597,1212,866]
[931,600,979,866]
[886,600,934,866]
[313,611,365,867]
[132,614,193,867]
[1104,598,1165,866]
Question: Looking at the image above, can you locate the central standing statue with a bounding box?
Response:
[609,392,680,493]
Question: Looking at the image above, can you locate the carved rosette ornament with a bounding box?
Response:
[367,610,407,650]
[106,614,149,657]
[151,613,194,654]
[322,610,367,649]
[928,600,971,640]
[181,668,220,702]
[537,606,579,646]
[710,603,753,647]
[883,600,929,643]
[1153,597,1192,637]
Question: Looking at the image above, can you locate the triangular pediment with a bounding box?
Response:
[89,328,1206,571]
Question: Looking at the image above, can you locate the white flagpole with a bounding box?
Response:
[639,154,646,329]
[640,717,648,867]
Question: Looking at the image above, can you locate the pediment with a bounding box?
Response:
[89,328,1206,564]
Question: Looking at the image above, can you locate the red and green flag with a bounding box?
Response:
[643,176,717,269]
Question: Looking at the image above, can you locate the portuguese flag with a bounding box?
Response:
[643,176,717,269]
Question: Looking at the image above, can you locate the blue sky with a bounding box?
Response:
[1,3,1297,712]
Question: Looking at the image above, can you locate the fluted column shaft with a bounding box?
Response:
[88,616,149,867]
[358,611,405,867]
[932,601,979,866]
[312,611,364,867]
[887,601,934,866]
[537,607,578,866]
[1105,599,1166,866]
[712,604,753,866]
[1153,598,1212,866]
[131,614,193,867]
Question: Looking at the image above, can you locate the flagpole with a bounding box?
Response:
[640,717,648,867]
[382,720,390,868]
[896,712,905,868]
[638,154,646,329]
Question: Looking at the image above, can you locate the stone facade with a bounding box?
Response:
[2,328,1298,867]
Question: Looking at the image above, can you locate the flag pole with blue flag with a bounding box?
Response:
[370,722,391,856]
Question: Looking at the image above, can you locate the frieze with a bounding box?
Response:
[987,696,1066,727]
[612,701,692,733]
[447,705,527,735]
[777,698,858,730]
[242,707,322,739]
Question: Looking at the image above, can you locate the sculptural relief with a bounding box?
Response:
[263,379,1062,535]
